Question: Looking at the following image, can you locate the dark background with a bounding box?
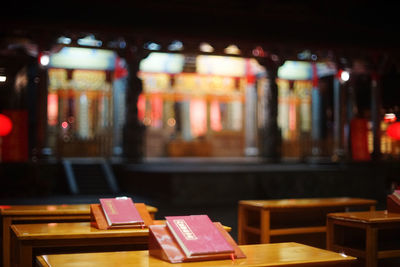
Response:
[2,1,399,49]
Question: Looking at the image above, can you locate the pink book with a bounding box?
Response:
[393,190,400,200]
[100,197,144,227]
[165,215,234,257]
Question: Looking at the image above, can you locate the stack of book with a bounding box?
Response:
[90,197,153,229]
[387,189,400,213]
[149,214,245,263]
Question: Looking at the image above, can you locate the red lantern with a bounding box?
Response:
[387,122,400,140]
[0,114,13,136]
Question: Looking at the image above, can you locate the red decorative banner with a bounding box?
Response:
[350,118,371,161]
[1,110,29,162]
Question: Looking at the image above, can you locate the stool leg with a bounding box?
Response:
[326,218,334,250]
[238,205,246,245]
[260,210,270,244]
[365,225,378,267]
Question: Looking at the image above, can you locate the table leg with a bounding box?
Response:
[260,209,270,244]
[238,205,246,245]
[365,225,378,267]
[3,217,12,267]
[326,218,334,250]
[10,229,33,267]
[18,244,33,267]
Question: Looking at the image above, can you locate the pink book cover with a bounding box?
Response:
[99,197,144,226]
[165,215,234,257]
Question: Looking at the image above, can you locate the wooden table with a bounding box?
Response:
[1,204,158,267]
[10,221,230,267]
[35,242,356,267]
[327,210,400,267]
[238,197,376,247]
[10,222,148,267]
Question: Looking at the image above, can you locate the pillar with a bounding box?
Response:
[310,62,327,158]
[371,72,382,160]
[256,56,281,161]
[244,69,258,156]
[121,43,149,161]
[333,72,345,160]
[32,32,54,160]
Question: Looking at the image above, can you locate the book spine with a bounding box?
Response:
[166,221,192,257]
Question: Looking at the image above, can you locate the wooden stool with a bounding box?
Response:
[238,197,376,247]
[327,210,400,267]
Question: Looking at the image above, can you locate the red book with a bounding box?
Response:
[393,190,400,200]
[387,194,400,214]
[165,215,234,257]
[149,223,245,263]
[100,197,144,227]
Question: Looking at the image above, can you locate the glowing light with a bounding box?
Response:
[40,54,50,66]
[387,122,400,140]
[252,46,265,57]
[199,42,214,53]
[119,41,126,49]
[143,118,152,126]
[224,45,240,55]
[61,121,68,129]
[144,42,161,51]
[150,95,163,127]
[0,75,6,82]
[190,99,207,137]
[278,61,311,80]
[271,54,279,62]
[384,113,397,123]
[210,101,222,132]
[297,50,311,60]
[340,71,350,82]
[47,94,58,126]
[167,118,176,127]
[77,35,102,47]
[139,52,184,73]
[196,55,246,76]
[137,94,146,121]
[57,36,72,45]
[168,40,183,51]
[289,101,297,131]
[0,114,13,136]
[50,47,116,70]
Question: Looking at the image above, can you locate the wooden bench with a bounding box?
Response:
[238,197,376,248]
[1,204,158,267]
[35,242,356,267]
[327,210,400,267]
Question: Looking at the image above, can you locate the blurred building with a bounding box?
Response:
[1,34,399,163]
[0,1,400,202]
